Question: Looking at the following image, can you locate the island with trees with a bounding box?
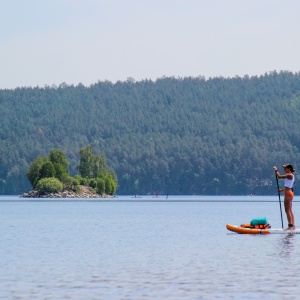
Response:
[21,146,117,198]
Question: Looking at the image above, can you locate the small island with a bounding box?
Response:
[21,146,117,198]
[21,185,110,198]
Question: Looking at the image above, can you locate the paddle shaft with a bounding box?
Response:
[275,172,284,229]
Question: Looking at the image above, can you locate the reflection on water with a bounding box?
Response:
[279,234,295,257]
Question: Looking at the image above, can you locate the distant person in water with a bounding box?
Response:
[273,164,295,230]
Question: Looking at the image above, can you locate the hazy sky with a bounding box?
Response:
[1,0,300,89]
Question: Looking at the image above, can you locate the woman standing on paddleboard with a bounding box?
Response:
[273,164,295,229]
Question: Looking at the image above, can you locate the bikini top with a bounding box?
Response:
[284,174,294,188]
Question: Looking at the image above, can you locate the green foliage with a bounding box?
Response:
[72,177,80,187]
[88,178,97,189]
[73,175,87,185]
[3,72,300,195]
[25,147,117,196]
[39,160,55,179]
[49,149,70,180]
[61,176,72,190]
[49,149,69,170]
[96,178,105,195]
[78,146,94,178]
[26,156,49,188]
[26,150,70,189]
[77,145,117,194]
[105,174,117,195]
[78,145,108,178]
[36,177,63,194]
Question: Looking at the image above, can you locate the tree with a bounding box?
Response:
[77,146,118,194]
[78,145,110,178]
[39,160,55,179]
[78,146,94,178]
[49,149,70,180]
[105,174,117,195]
[26,156,49,188]
[93,154,107,178]
[96,177,105,194]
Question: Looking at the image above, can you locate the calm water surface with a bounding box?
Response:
[1,195,300,299]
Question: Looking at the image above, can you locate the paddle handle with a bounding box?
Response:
[275,171,284,229]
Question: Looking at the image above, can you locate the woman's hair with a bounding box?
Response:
[283,164,295,173]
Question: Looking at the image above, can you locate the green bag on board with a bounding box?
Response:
[250,217,268,226]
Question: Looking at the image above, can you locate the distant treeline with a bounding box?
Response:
[1,71,300,195]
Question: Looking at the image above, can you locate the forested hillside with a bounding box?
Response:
[1,71,300,195]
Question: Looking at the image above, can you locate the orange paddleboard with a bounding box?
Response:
[226,224,300,234]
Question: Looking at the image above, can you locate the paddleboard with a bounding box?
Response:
[226,224,300,234]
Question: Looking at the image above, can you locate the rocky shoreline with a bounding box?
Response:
[20,185,111,198]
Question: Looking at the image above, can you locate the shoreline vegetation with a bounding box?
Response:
[23,146,117,199]
[20,185,112,198]
[2,73,300,196]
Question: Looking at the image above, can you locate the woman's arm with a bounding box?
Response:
[276,172,290,179]
[273,166,293,179]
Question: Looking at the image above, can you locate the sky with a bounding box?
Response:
[1,0,300,89]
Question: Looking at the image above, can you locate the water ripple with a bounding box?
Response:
[1,200,300,299]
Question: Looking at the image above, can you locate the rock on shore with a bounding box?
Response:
[20,185,110,198]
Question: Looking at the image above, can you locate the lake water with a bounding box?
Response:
[1,195,300,299]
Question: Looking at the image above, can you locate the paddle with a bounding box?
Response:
[275,171,284,229]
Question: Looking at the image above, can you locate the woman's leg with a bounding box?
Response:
[284,196,295,228]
